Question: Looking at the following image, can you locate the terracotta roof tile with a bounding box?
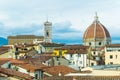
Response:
[10,59,25,64]
[44,76,120,80]
[44,76,73,80]
[13,61,47,72]
[44,66,77,76]
[20,54,53,63]
[54,48,67,50]
[106,44,120,47]
[40,42,64,47]
[83,21,111,40]
[0,58,26,65]
[34,53,54,62]
[55,45,89,54]
[0,47,10,55]
[65,50,87,54]
[0,60,9,65]
[16,64,36,72]
[0,58,13,60]
[0,68,33,80]
[8,35,44,39]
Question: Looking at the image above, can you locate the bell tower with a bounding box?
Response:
[44,20,52,43]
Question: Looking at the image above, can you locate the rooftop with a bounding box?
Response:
[106,44,120,47]
[0,68,33,80]
[13,59,47,72]
[55,45,89,54]
[40,42,64,47]
[0,59,10,66]
[8,35,44,39]
[0,58,25,65]
[0,46,10,55]
[44,65,77,76]
[83,14,111,41]
[44,76,120,80]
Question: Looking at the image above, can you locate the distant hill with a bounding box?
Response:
[53,38,82,44]
[0,37,8,46]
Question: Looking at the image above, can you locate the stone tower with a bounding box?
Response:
[44,21,52,43]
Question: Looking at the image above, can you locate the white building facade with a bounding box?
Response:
[65,53,87,68]
[63,45,88,68]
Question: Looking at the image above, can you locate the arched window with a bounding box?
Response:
[46,31,49,37]
[89,42,91,45]
[99,42,101,45]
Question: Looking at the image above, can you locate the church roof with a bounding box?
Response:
[83,13,111,40]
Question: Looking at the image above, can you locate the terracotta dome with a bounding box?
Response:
[83,14,111,40]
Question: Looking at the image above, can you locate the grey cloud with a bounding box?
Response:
[9,23,43,35]
[0,22,44,38]
[53,21,80,33]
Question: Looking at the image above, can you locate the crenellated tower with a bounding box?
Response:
[44,20,52,43]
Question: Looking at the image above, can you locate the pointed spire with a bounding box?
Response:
[94,12,99,22]
[46,15,48,22]
[44,15,52,26]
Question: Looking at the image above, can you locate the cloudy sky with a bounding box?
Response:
[0,0,120,44]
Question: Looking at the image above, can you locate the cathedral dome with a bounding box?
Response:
[83,14,111,41]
